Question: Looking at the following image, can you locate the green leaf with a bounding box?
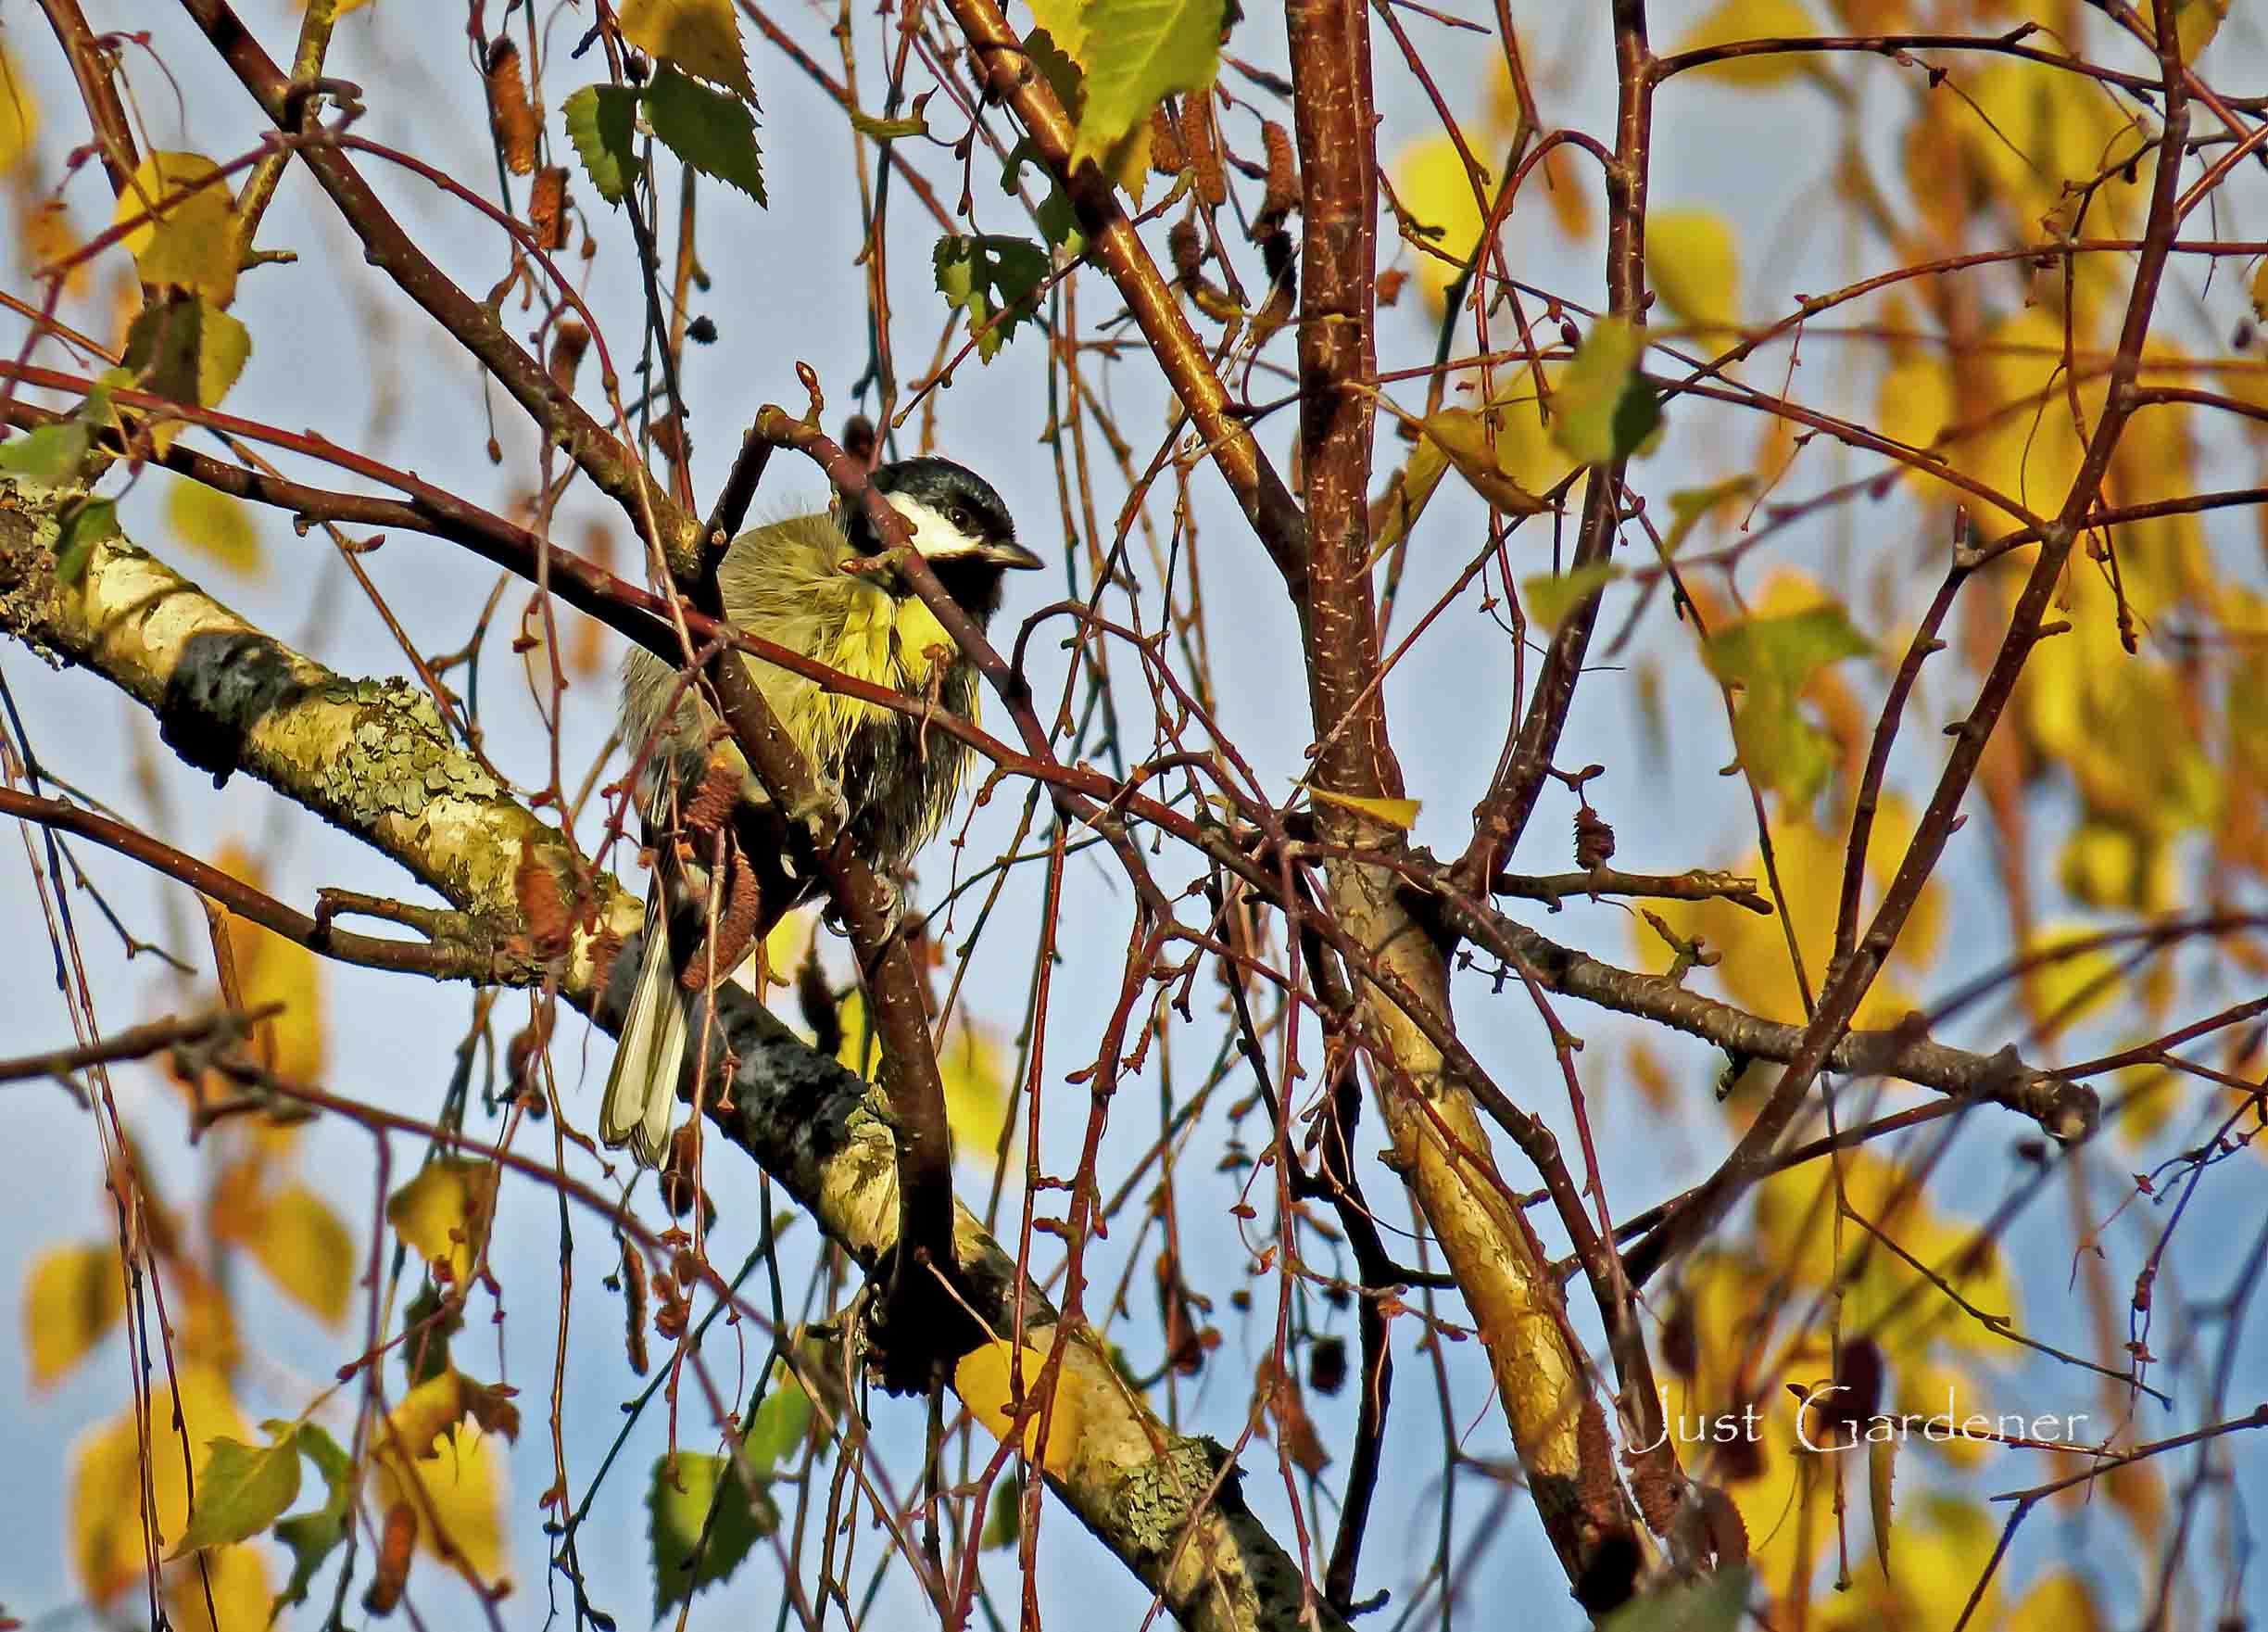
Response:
[1703,605,1873,802]
[54,496,119,585]
[649,1451,779,1616]
[1068,0,1224,167]
[170,1432,304,1557]
[564,83,641,207]
[647,65,765,207]
[270,1423,355,1623]
[1027,0,1090,59]
[1026,27,1153,203]
[1,375,116,484]
[166,478,261,575]
[617,0,756,102]
[116,152,242,306]
[1661,474,1757,556]
[1706,605,1873,692]
[934,234,1049,361]
[850,108,929,141]
[1600,1563,1751,1632]
[1001,134,1040,196]
[0,419,90,481]
[980,1469,1024,1550]
[1553,316,1662,466]
[1521,562,1624,630]
[1367,432,1451,562]
[1036,179,1086,259]
[743,1372,814,1473]
[198,310,251,409]
[123,294,250,411]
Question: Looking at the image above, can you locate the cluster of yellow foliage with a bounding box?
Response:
[25,843,508,1625]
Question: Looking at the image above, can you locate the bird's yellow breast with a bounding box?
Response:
[841,580,952,690]
[797,580,971,761]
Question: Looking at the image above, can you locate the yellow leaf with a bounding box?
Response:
[2172,0,2227,64]
[1027,0,1088,60]
[1891,1361,1996,1470]
[170,1259,242,1373]
[193,304,252,410]
[1658,1253,1833,1588]
[0,50,42,178]
[1961,61,2150,246]
[762,906,813,990]
[2057,819,2168,913]
[1827,0,1907,29]
[1636,586,1944,1026]
[167,1541,271,1632]
[1673,0,1821,86]
[1368,431,1450,560]
[1627,1038,1675,1113]
[616,0,756,102]
[1538,144,1591,243]
[1021,28,1151,207]
[2020,922,2120,1036]
[70,1362,248,1603]
[835,988,878,1075]
[1311,788,1422,829]
[123,295,252,418]
[164,478,261,576]
[23,1241,124,1386]
[2111,1061,2177,1150]
[1105,113,1153,208]
[384,1369,469,1461]
[372,1417,509,1579]
[2103,1449,2165,1540]
[954,1340,1086,1476]
[1478,376,1581,499]
[22,197,93,297]
[1646,207,1739,334]
[251,1183,358,1325]
[1390,133,1486,310]
[1876,352,1954,487]
[2007,1569,2107,1632]
[1836,1487,2007,1627]
[114,153,241,306]
[1520,563,1625,631]
[938,1018,1014,1150]
[1418,407,1554,514]
[1958,306,2087,530]
[1756,1153,2018,1357]
[831,991,1016,1156]
[212,841,325,1086]
[385,1158,497,1286]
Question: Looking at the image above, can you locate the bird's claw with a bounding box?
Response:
[790,780,851,846]
[873,886,906,942]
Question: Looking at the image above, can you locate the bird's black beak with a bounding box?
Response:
[980,539,1045,571]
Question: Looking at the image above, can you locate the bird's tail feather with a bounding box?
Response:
[598,891,686,1167]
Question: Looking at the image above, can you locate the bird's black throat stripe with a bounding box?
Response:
[913,553,1014,619]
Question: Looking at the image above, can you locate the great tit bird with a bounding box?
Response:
[601,457,1040,1163]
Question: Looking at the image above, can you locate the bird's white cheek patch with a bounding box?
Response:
[883,495,966,559]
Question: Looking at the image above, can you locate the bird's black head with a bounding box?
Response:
[842,457,1040,618]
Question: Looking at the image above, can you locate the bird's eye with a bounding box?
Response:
[945,504,973,532]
